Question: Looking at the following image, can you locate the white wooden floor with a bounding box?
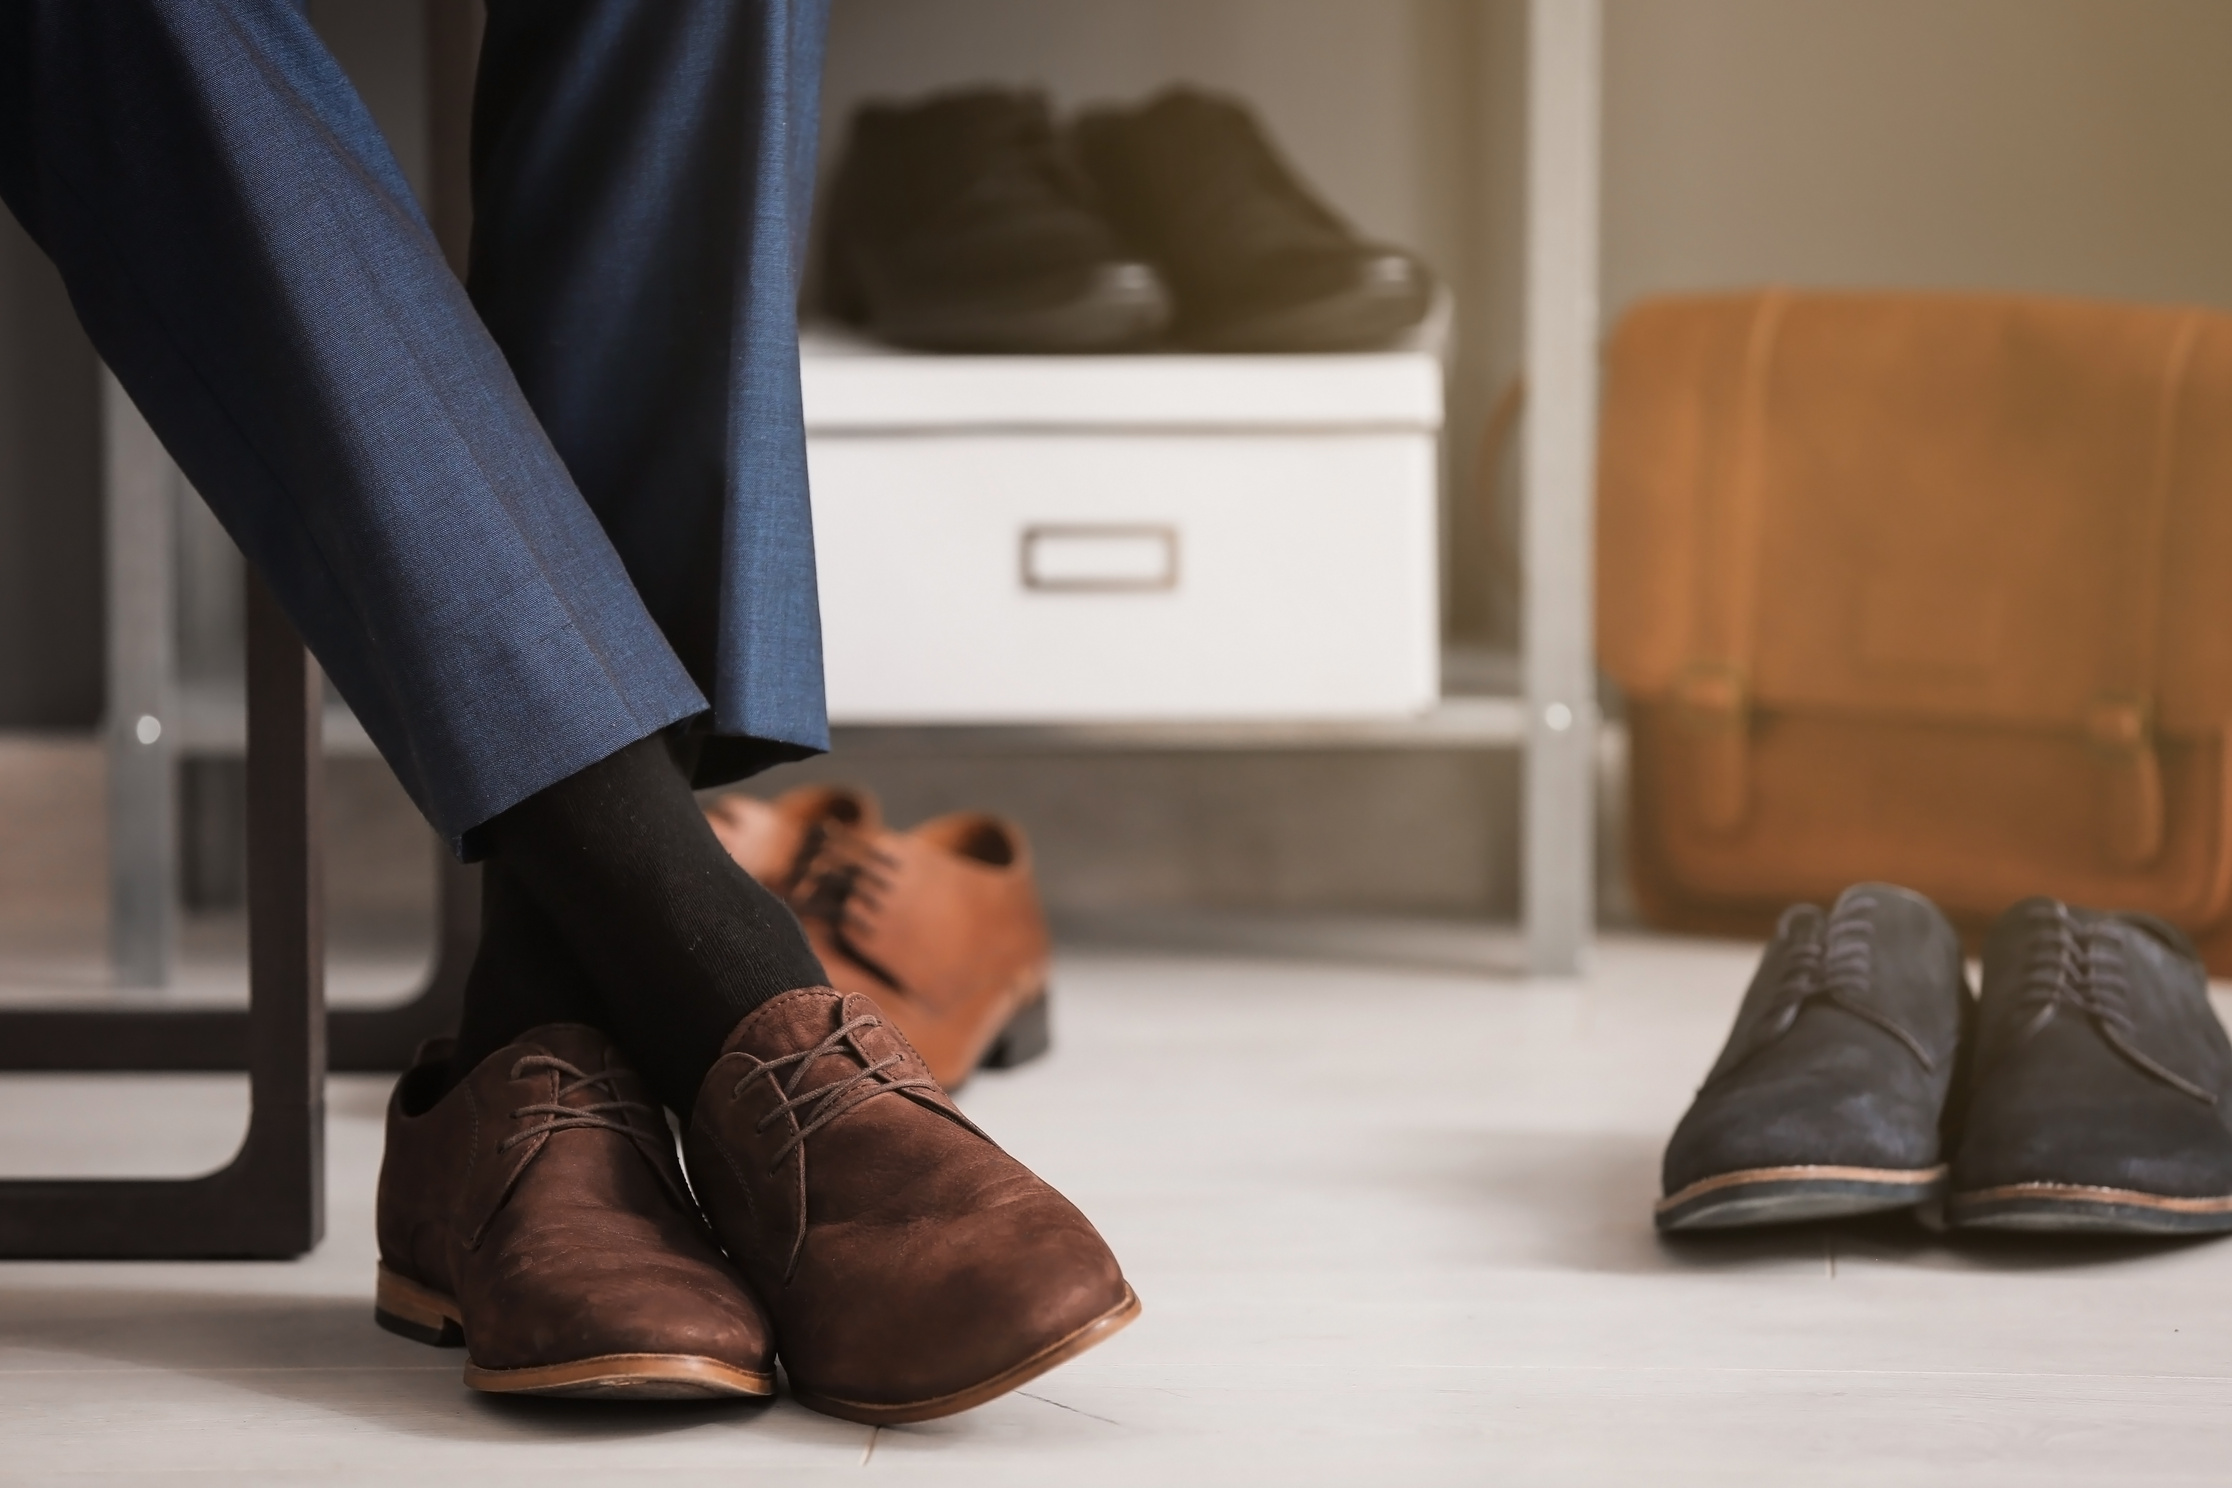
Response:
[4,928,2232,1485]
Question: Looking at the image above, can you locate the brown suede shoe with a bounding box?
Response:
[684,987,1138,1424]
[704,784,880,893]
[793,813,1053,1090]
[375,1025,776,1399]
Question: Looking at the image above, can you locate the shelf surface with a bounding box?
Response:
[829,647,1525,753]
[800,289,1452,434]
[830,697,1523,755]
[173,648,1527,760]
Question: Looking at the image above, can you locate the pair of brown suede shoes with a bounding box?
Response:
[374,992,1138,1419]
[705,786,1050,1091]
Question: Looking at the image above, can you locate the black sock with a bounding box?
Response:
[447,858,604,1085]
[480,732,828,1109]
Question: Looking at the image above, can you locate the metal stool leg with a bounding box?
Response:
[104,370,177,990]
[0,575,324,1258]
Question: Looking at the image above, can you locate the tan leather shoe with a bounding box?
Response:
[704,784,880,893]
[794,813,1053,1089]
[375,1025,775,1399]
[684,988,1138,1424]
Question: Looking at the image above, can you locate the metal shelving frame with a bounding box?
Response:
[15,0,1601,1258]
[831,0,1604,976]
[94,0,1603,995]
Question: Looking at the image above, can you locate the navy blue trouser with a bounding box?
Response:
[0,0,830,850]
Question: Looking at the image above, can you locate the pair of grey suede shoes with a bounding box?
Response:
[1658,883,2232,1235]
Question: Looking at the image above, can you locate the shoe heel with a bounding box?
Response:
[374,1264,465,1348]
[980,990,1052,1070]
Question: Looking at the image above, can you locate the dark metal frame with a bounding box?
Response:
[0,860,472,1077]
[0,580,348,1257]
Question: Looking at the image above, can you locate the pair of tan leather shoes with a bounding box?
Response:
[374,997,1137,1419]
[705,785,1051,1091]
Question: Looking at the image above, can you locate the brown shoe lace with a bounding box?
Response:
[496,1054,663,1152]
[735,1013,938,1171]
[2014,901,2213,1103]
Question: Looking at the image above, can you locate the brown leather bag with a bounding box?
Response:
[1598,290,2232,970]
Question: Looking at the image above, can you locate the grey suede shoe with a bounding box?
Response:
[1947,899,2232,1235]
[1657,884,1972,1231]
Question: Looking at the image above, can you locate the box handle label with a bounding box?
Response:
[1020,524,1179,593]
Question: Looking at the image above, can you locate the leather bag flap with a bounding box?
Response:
[1598,292,2232,741]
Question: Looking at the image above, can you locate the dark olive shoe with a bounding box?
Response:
[1071,87,1434,351]
[1947,899,2232,1235]
[819,89,1170,352]
[1657,884,1971,1231]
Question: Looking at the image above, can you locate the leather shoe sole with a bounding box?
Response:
[374,1265,775,1400]
[789,1283,1141,1425]
[1655,1163,1947,1231]
[1948,1182,2232,1235]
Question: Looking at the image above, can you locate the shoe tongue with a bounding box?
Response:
[514,1021,613,1062]
[464,1025,676,1246]
[719,986,871,1077]
[508,1023,632,1099]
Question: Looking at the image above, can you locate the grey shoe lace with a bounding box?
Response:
[2013,901,2212,1102]
[735,1013,938,1172]
[496,1054,660,1152]
[1753,894,1935,1070]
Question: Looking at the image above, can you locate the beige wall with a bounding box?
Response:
[1604,0,2232,313]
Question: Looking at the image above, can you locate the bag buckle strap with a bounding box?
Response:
[1674,662,1749,731]
[1675,662,1751,833]
[2086,694,2164,869]
[2084,695,2153,755]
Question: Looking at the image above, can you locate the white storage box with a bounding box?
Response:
[800,321,1443,724]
